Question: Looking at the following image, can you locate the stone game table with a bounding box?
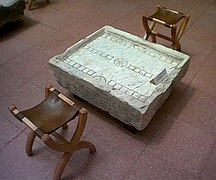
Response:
[49,26,190,130]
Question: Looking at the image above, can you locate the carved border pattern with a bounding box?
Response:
[67,61,96,76]
[103,32,180,66]
[83,45,154,79]
[56,31,181,68]
[65,59,148,101]
[107,80,148,101]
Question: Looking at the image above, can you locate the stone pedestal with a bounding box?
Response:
[49,26,190,130]
[0,0,25,27]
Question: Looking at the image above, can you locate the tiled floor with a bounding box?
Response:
[0,0,216,179]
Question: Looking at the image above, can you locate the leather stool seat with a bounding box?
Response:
[9,85,96,180]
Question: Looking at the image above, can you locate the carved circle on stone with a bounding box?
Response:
[114,58,128,67]
[94,76,106,83]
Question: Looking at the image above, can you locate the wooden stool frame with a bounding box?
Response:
[142,5,189,51]
[27,0,50,10]
[9,85,96,180]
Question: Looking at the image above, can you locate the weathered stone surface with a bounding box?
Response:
[49,26,190,130]
[0,0,25,27]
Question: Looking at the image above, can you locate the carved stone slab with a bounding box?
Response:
[49,26,190,130]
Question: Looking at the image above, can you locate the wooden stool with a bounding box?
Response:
[27,0,50,10]
[9,85,96,180]
[142,5,189,51]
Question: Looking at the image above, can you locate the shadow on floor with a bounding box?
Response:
[0,16,38,42]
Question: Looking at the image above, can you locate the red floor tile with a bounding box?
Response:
[4,46,51,80]
[14,23,56,46]
[191,47,216,97]
[61,18,105,40]
[199,142,216,179]
[0,114,22,150]
[0,38,31,65]
[175,0,215,12]
[0,132,57,180]
[125,150,199,179]
[145,87,216,173]
[35,31,79,57]
[184,14,216,47]
[0,64,29,98]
